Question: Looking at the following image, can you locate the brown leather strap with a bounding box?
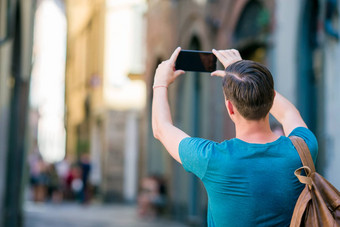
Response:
[289,136,316,173]
[294,166,312,185]
[289,186,311,227]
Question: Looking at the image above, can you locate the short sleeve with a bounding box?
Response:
[179,137,213,180]
[289,127,318,164]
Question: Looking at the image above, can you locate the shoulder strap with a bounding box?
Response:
[289,136,316,173]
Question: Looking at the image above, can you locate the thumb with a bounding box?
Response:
[174,70,185,78]
[211,70,226,77]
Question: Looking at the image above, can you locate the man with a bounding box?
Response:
[152,47,318,226]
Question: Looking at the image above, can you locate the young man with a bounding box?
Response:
[152,47,318,226]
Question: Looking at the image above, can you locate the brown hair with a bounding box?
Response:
[223,60,275,120]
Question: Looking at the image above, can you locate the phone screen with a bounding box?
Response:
[175,50,217,73]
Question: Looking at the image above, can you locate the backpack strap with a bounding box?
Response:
[289,136,316,173]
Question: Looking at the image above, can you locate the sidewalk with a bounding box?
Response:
[24,201,188,227]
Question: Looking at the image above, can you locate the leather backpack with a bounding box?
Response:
[289,136,340,227]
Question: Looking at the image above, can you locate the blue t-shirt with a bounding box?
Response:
[179,127,318,227]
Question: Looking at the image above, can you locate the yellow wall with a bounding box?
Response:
[65,0,146,156]
[65,0,106,156]
[65,0,147,200]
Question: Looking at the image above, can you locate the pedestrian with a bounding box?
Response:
[152,47,318,226]
[46,163,62,202]
[79,153,91,203]
[138,175,167,218]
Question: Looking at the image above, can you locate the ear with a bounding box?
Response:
[225,100,234,116]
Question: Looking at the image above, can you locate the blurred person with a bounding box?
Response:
[28,144,48,202]
[138,176,167,218]
[56,156,71,181]
[65,163,83,200]
[152,48,318,226]
[46,163,62,202]
[79,153,91,203]
[55,156,71,200]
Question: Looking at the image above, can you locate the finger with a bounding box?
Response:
[220,51,235,63]
[212,49,227,62]
[211,70,226,77]
[174,70,185,78]
[225,50,236,59]
[219,50,229,58]
[213,49,226,59]
[231,49,240,57]
[169,47,181,64]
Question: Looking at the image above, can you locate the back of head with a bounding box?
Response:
[223,60,275,120]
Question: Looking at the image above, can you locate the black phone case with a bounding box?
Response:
[175,50,217,72]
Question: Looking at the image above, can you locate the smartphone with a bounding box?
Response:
[175,50,217,73]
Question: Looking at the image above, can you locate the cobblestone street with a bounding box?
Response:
[24,202,188,227]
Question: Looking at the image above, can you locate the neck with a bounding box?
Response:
[234,115,279,143]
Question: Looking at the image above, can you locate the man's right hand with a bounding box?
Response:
[211,49,242,77]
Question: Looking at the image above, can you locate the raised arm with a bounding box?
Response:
[270,92,307,136]
[152,47,189,163]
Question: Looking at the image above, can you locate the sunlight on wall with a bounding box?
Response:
[30,0,66,163]
[104,0,147,110]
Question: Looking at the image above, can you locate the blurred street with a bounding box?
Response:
[2,0,340,226]
[24,202,187,227]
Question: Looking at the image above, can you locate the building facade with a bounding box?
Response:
[144,0,340,225]
[65,0,147,202]
[274,0,340,188]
